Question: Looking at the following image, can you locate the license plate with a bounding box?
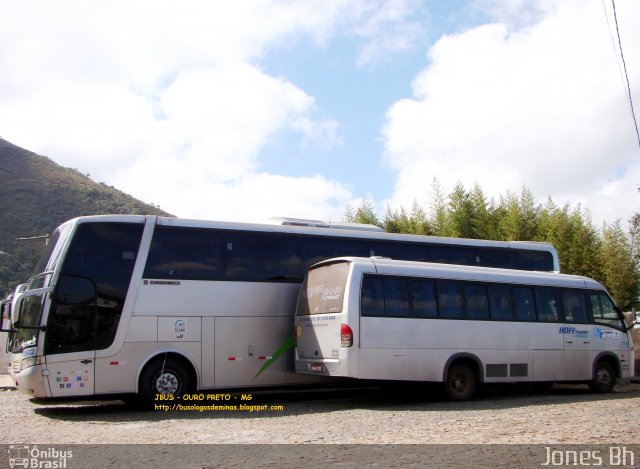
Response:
[310,363,323,372]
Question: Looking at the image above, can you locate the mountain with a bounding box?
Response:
[0,138,172,296]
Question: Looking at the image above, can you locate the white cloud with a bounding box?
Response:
[157,63,316,180]
[382,0,640,225]
[0,0,428,222]
[117,168,353,222]
[352,0,427,65]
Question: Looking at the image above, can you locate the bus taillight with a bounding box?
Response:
[341,324,353,348]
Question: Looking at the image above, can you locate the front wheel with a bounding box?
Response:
[444,364,476,401]
[588,361,616,393]
[139,357,194,406]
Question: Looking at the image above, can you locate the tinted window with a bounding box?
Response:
[535,287,558,322]
[513,250,553,271]
[46,275,97,354]
[409,280,437,318]
[226,233,300,281]
[437,282,463,319]
[562,291,589,324]
[302,237,367,270]
[465,284,489,320]
[432,246,474,266]
[144,226,223,280]
[590,292,624,330]
[478,249,512,269]
[47,222,143,354]
[368,242,430,262]
[384,278,410,317]
[361,276,385,317]
[296,262,349,316]
[488,284,513,320]
[513,287,536,321]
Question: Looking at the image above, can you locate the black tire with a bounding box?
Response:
[139,357,194,407]
[444,364,476,401]
[588,361,616,393]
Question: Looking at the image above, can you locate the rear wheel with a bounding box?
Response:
[444,364,476,401]
[588,361,616,393]
[139,357,194,406]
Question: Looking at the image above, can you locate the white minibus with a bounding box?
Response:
[294,257,634,400]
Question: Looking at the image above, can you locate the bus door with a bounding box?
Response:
[42,274,97,397]
[560,290,593,381]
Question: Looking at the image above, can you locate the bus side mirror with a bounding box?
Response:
[10,291,25,325]
[627,307,639,331]
[9,283,28,325]
[11,286,53,327]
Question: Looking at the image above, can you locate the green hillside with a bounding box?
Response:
[0,138,172,296]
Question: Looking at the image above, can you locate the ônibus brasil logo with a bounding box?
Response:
[8,445,72,468]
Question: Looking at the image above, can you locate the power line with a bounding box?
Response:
[610,0,640,151]
[0,251,31,273]
[601,0,626,92]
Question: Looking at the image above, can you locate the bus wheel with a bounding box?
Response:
[444,364,476,401]
[140,357,194,406]
[588,361,616,393]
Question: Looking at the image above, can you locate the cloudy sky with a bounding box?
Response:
[1,0,638,226]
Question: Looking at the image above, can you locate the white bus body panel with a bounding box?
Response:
[131,280,301,317]
[296,313,345,375]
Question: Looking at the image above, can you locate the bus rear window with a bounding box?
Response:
[296,262,350,315]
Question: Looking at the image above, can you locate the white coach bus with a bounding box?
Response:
[7,215,559,404]
[294,257,635,401]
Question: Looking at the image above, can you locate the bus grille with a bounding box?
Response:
[486,364,508,378]
[510,363,528,377]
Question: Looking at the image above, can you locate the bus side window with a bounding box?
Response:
[488,284,513,320]
[513,250,553,271]
[368,242,429,262]
[432,246,474,266]
[225,233,300,281]
[302,237,367,271]
[535,287,558,322]
[590,292,624,330]
[513,287,536,321]
[464,284,489,320]
[361,276,385,317]
[562,291,589,324]
[477,249,511,269]
[144,226,223,280]
[409,280,437,318]
[383,278,410,317]
[437,282,464,319]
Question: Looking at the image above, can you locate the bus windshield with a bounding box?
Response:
[8,223,72,352]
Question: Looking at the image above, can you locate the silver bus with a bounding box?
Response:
[7,215,559,405]
[294,257,634,401]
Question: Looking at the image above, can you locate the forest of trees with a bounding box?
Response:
[344,180,639,311]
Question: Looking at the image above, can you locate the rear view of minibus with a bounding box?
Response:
[295,259,359,377]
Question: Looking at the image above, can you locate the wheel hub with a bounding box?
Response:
[155,371,179,394]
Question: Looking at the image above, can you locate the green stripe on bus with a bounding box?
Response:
[253,334,295,381]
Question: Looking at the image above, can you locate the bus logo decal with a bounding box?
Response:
[174,320,186,339]
[594,328,620,339]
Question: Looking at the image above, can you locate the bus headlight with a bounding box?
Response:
[21,357,36,370]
